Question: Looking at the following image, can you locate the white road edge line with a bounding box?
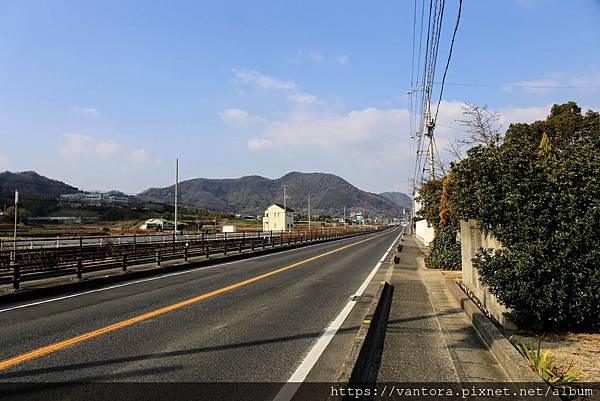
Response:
[0,230,390,314]
[273,227,403,401]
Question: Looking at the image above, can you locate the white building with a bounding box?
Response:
[262,204,294,232]
[222,225,236,233]
[413,190,436,246]
[60,192,129,207]
[139,218,187,231]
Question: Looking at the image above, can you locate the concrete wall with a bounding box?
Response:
[415,219,436,246]
[459,219,515,329]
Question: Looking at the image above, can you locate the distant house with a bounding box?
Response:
[262,204,294,232]
[139,218,187,231]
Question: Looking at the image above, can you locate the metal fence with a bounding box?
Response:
[0,227,380,289]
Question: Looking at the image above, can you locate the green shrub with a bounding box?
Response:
[425,224,461,270]
[451,102,600,331]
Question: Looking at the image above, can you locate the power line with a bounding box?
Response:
[434,0,462,124]
[436,81,600,89]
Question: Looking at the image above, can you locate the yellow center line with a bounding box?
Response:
[0,233,381,371]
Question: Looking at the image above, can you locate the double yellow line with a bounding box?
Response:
[0,233,380,371]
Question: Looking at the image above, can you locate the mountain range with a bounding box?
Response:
[0,170,409,217]
[138,172,406,216]
[0,171,79,197]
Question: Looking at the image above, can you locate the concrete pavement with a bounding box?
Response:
[377,235,509,382]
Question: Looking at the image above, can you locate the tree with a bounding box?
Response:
[3,206,32,224]
[450,102,600,330]
[446,102,504,161]
[415,179,443,230]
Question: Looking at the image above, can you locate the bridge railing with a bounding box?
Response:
[0,226,382,289]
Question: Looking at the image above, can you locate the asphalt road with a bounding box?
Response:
[0,227,402,400]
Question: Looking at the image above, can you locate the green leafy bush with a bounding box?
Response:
[425,224,461,270]
[450,102,600,330]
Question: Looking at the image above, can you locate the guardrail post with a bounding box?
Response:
[122,253,127,272]
[184,244,189,262]
[239,239,243,254]
[79,236,83,258]
[156,251,161,266]
[205,241,210,258]
[76,257,83,280]
[12,262,20,290]
[224,233,228,256]
[251,238,255,251]
[133,234,137,258]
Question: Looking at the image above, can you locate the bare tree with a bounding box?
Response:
[446,137,466,161]
[456,102,503,147]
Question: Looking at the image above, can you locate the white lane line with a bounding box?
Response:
[0,230,391,314]
[273,228,402,401]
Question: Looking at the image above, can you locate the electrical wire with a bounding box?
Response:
[434,0,463,124]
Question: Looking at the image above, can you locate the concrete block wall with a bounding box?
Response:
[459,219,516,329]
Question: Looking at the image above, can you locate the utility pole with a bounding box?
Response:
[174,158,179,235]
[424,87,435,180]
[282,184,289,232]
[282,185,288,212]
[308,194,311,229]
[343,206,346,226]
[13,189,18,251]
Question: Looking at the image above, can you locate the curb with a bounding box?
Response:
[0,232,374,306]
[336,238,399,384]
[444,277,556,386]
[346,282,394,386]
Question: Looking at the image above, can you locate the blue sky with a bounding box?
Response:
[1,0,599,194]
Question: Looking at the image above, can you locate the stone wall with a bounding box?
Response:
[459,219,515,329]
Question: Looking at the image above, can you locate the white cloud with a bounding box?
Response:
[503,75,562,93]
[499,105,550,125]
[218,108,266,126]
[287,93,318,105]
[247,107,410,150]
[234,69,297,92]
[503,71,600,93]
[243,100,566,170]
[0,154,8,170]
[61,133,121,157]
[61,134,163,166]
[234,68,320,106]
[129,149,150,163]
[290,50,348,66]
[70,106,101,118]
[129,149,164,165]
[295,49,324,63]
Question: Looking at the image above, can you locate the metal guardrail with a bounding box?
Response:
[1,227,381,290]
[0,231,261,251]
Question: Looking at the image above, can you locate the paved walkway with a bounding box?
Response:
[377,235,509,382]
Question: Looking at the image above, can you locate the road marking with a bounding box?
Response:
[273,227,403,401]
[0,232,382,314]
[0,232,389,371]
